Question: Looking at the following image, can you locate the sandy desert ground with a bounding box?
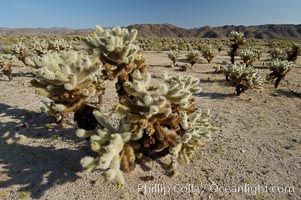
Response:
[0,51,300,200]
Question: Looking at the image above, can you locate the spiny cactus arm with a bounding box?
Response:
[168,108,217,175]
[84,26,139,65]
[93,110,118,133]
[162,71,202,105]
[33,51,102,90]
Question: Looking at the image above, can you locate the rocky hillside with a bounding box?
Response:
[128,23,301,39]
[1,23,301,39]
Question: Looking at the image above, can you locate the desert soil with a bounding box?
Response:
[0,51,300,200]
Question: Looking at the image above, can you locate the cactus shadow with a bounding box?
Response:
[0,103,81,143]
[196,92,235,99]
[270,89,301,98]
[0,102,89,198]
[0,141,85,198]
[12,71,34,78]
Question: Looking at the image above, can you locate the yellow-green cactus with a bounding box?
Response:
[84,26,139,65]
[0,54,16,81]
[239,48,257,66]
[224,63,263,95]
[167,50,180,67]
[202,44,216,63]
[31,51,105,121]
[77,110,144,187]
[77,68,214,185]
[186,50,201,67]
[228,31,246,64]
[169,108,217,176]
[267,59,295,88]
[11,42,28,64]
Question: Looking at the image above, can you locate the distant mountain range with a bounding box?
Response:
[1,23,301,39]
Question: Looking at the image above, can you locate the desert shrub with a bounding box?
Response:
[223,63,263,95]
[266,59,295,88]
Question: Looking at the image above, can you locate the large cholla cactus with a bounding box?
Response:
[239,48,257,66]
[78,69,216,187]
[31,51,105,121]
[186,50,201,67]
[224,63,263,95]
[73,26,217,187]
[0,54,16,81]
[83,26,139,66]
[267,59,295,88]
[167,49,179,67]
[202,44,216,63]
[228,31,246,64]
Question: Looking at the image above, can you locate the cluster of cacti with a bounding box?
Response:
[29,38,74,56]
[0,54,16,81]
[201,44,216,63]
[186,50,201,67]
[266,59,295,88]
[31,51,105,121]
[167,49,180,67]
[239,48,257,66]
[31,26,216,188]
[228,31,246,64]
[224,63,263,95]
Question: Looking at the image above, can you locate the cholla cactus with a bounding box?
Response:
[31,51,105,121]
[228,31,246,64]
[167,50,179,67]
[84,26,139,66]
[0,54,16,81]
[11,42,28,64]
[78,69,216,186]
[239,49,257,66]
[267,59,295,88]
[252,46,263,61]
[286,42,300,62]
[202,44,216,63]
[186,50,201,67]
[270,47,286,61]
[224,63,263,95]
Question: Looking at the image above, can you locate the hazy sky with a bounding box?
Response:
[0,0,300,29]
